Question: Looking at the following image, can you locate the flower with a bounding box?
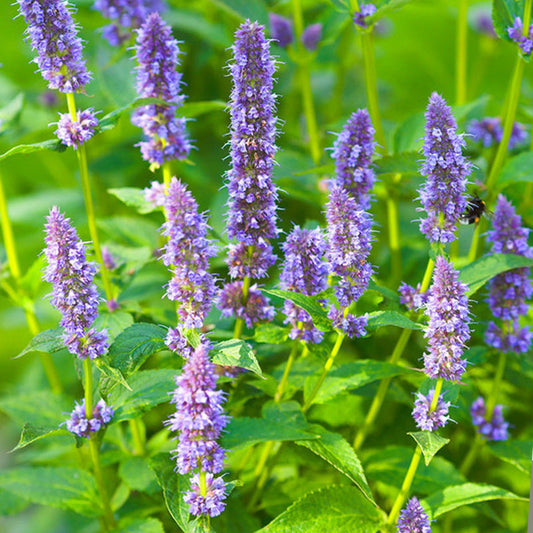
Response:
[66,399,114,438]
[418,93,470,244]
[474,12,497,38]
[268,13,293,47]
[101,246,116,271]
[301,23,322,51]
[144,180,166,208]
[353,4,377,28]
[470,396,509,441]
[397,497,432,533]
[468,117,526,149]
[423,256,470,382]
[508,17,533,55]
[326,184,373,338]
[412,389,451,431]
[485,195,533,353]
[184,472,227,517]
[17,0,91,92]
[399,282,428,312]
[279,226,328,343]
[54,108,98,149]
[43,207,108,359]
[131,12,191,166]
[331,109,376,209]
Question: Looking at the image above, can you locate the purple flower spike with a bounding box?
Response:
[471,396,509,441]
[399,282,428,312]
[17,0,91,93]
[332,109,376,209]
[184,472,227,517]
[508,17,533,55]
[269,13,293,47]
[485,195,533,353]
[166,343,229,475]
[423,256,470,382]
[412,389,451,431]
[326,184,373,338]
[161,178,217,338]
[418,93,470,244]
[353,4,377,28]
[397,497,432,533]
[66,399,114,438]
[43,207,108,359]
[131,12,191,166]
[280,226,328,343]
[468,117,526,149]
[54,108,98,149]
[301,23,322,51]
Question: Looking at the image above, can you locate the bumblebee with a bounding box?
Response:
[459,197,487,225]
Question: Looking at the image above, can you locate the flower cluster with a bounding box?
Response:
[508,17,533,55]
[301,23,322,51]
[353,4,377,28]
[160,178,217,355]
[54,108,98,149]
[418,93,470,244]
[268,13,322,51]
[279,227,328,343]
[131,12,191,167]
[331,109,376,209]
[66,399,114,438]
[399,282,428,312]
[397,497,432,533]
[166,343,228,516]
[43,207,108,359]
[474,12,497,38]
[412,389,451,431]
[17,0,91,92]
[485,195,533,353]
[93,0,166,46]
[468,117,526,149]
[423,256,470,382]
[470,396,509,441]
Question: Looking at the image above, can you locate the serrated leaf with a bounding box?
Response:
[0,466,101,517]
[108,187,158,215]
[421,482,527,519]
[93,356,131,392]
[263,289,332,332]
[11,423,67,452]
[409,431,450,466]
[366,311,422,331]
[14,328,65,359]
[498,151,533,186]
[114,518,165,533]
[256,485,386,533]
[492,0,522,41]
[296,425,374,504]
[459,253,533,295]
[212,339,263,377]
[254,322,290,344]
[488,439,533,473]
[0,139,66,162]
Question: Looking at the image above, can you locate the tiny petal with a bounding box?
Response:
[184,473,227,517]
[399,282,428,312]
[66,399,114,438]
[353,3,377,28]
[144,180,166,208]
[55,108,98,149]
[470,396,509,441]
[412,389,451,431]
[269,13,293,47]
[397,497,432,533]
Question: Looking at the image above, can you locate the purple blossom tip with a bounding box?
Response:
[508,17,533,55]
[397,497,432,533]
[468,117,526,149]
[301,23,322,51]
[268,13,294,47]
[418,92,470,244]
[354,4,377,28]
[144,180,166,208]
[399,282,428,312]
[184,472,227,517]
[471,396,509,441]
[66,399,114,438]
[54,108,98,149]
[412,389,451,431]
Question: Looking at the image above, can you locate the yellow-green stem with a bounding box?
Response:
[486,349,507,420]
[459,432,483,477]
[162,162,172,186]
[455,0,468,106]
[274,341,299,403]
[83,358,94,418]
[233,274,251,339]
[89,437,116,530]
[200,470,207,496]
[420,257,435,293]
[0,174,21,280]
[129,419,145,456]
[386,191,401,283]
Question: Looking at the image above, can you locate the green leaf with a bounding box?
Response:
[11,423,67,452]
[212,339,263,377]
[109,369,176,422]
[374,151,419,177]
[0,93,25,133]
[114,518,165,533]
[15,328,65,359]
[498,151,533,187]
[421,483,528,519]
[93,356,131,392]
[492,0,522,41]
[488,439,533,473]
[0,489,29,516]
[304,360,415,406]
[296,425,374,504]
[181,100,227,118]
[366,311,422,331]
[409,431,450,466]
[254,322,290,344]
[263,289,332,332]
[0,466,100,517]
[0,139,66,162]
[256,485,386,533]
[94,310,134,341]
[210,0,269,25]
[459,253,533,295]
[108,187,158,215]
[18,255,45,297]
[119,456,158,493]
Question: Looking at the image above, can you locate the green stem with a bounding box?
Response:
[162,162,172,187]
[89,438,116,530]
[420,257,435,293]
[386,185,401,284]
[455,0,468,106]
[129,419,145,456]
[274,341,299,403]
[459,432,483,477]
[83,358,94,418]
[0,173,21,280]
[485,349,507,419]
[66,93,113,302]
[233,274,251,339]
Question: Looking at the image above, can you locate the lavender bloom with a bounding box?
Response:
[184,472,227,517]
[418,93,470,244]
[326,184,373,338]
[508,17,533,55]
[301,23,322,51]
[279,227,328,343]
[17,0,91,93]
[144,180,166,208]
[353,4,377,28]
[412,389,451,431]
[269,13,293,47]
[399,282,428,312]
[474,12,497,38]
[468,117,526,149]
[166,344,229,475]
[54,108,98,149]
[101,246,116,271]
[66,399,114,438]
[43,207,108,359]
[423,256,470,382]
[485,195,533,353]
[161,178,217,337]
[226,242,275,280]
[397,497,432,533]
[471,396,509,441]
[131,12,191,167]
[331,109,376,209]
